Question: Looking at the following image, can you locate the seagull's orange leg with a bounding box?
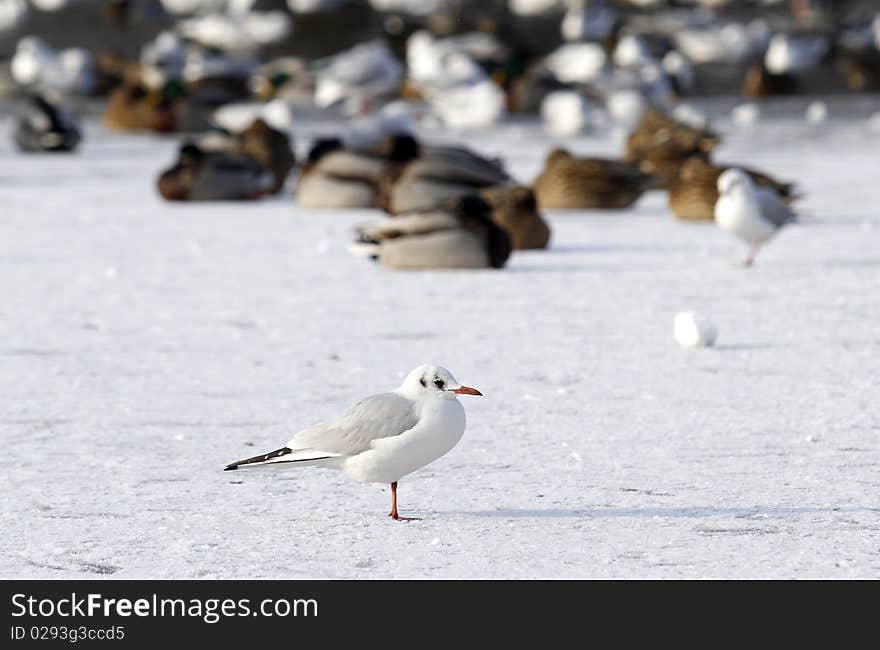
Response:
[389,482,420,522]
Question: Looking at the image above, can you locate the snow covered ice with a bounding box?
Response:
[1,98,879,579]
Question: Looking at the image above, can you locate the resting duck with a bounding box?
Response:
[478,185,550,250]
[669,156,799,222]
[381,145,512,214]
[532,148,657,210]
[350,195,512,270]
[105,79,184,133]
[381,146,548,248]
[14,94,81,153]
[294,134,419,209]
[157,143,273,202]
[624,108,720,186]
[234,118,295,194]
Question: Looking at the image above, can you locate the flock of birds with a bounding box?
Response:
[8,0,878,269]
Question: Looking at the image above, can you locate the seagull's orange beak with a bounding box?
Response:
[453,385,482,396]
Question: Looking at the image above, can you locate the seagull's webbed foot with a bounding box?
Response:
[389,512,422,522]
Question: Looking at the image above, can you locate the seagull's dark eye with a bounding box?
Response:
[433,378,445,389]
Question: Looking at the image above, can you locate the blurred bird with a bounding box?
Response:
[350,195,512,270]
[625,108,720,185]
[764,32,830,75]
[157,143,274,201]
[14,94,81,153]
[479,185,551,250]
[231,118,296,194]
[314,40,403,115]
[381,144,511,214]
[105,79,184,133]
[714,168,797,266]
[669,156,799,222]
[541,90,592,136]
[11,37,95,96]
[533,148,657,210]
[295,134,419,209]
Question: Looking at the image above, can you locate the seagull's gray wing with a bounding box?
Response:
[756,187,797,228]
[287,392,419,457]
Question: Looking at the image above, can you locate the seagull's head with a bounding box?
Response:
[401,365,482,400]
[717,168,752,195]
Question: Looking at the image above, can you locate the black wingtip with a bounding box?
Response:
[224,465,238,471]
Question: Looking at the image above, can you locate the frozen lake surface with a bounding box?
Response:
[2,98,879,579]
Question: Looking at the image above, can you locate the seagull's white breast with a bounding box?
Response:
[715,188,777,245]
[341,397,466,484]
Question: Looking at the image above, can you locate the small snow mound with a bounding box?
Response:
[731,102,759,129]
[674,312,718,349]
[805,101,827,125]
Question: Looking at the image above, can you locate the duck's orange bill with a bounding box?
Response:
[454,386,482,396]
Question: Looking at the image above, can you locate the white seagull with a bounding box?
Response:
[714,168,797,266]
[224,365,481,521]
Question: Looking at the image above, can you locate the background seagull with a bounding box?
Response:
[714,168,797,266]
[224,365,481,521]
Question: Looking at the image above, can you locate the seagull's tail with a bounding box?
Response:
[224,447,340,471]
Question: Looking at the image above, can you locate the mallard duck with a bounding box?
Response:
[350,195,512,270]
[235,118,295,194]
[478,185,550,250]
[295,134,419,209]
[381,145,511,214]
[532,148,657,210]
[669,156,798,222]
[157,143,273,202]
[105,79,184,133]
[624,108,720,186]
[14,94,81,153]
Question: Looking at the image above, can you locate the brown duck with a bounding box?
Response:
[236,119,295,195]
[669,156,800,222]
[532,148,657,210]
[105,80,184,133]
[479,185,550,250]
[625,108,720,186]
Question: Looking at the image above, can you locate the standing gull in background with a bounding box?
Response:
[714,168,797,266]
[225,366,482,521]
